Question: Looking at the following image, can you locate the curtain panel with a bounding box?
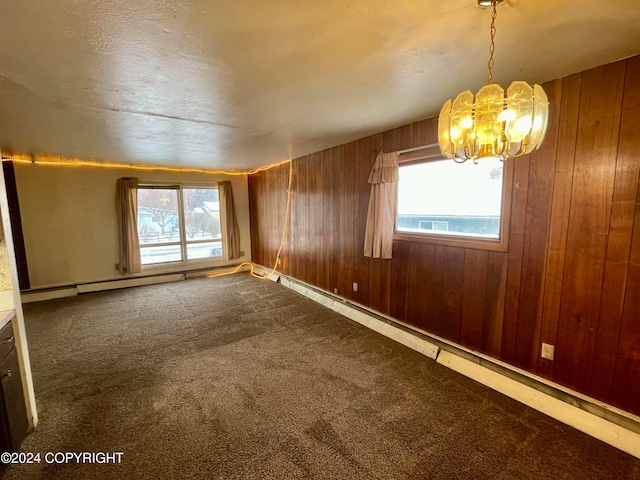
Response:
[116,177,141,275]
[218,181,241,261]
[364,152,399,259]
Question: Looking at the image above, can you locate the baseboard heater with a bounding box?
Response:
[21,264,250,303]
[260,267,640,460]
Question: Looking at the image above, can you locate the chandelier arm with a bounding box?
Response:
[496,138,506,159]
[506,141,531,158]
[450,142,457,158]
[467,139,479,160]
[464,144,473,160]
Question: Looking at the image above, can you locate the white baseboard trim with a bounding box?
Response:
[21,274,186,302]
[76,274,185,293]
[275,271,640,460]
[21,287,79,304]
[21,264,252,303]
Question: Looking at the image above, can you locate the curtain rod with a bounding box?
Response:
[396,143,439,155]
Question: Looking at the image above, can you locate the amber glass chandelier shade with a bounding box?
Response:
[438,1,549,163]
[438,82,549,163]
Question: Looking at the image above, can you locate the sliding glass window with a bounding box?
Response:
[137,186,223,266]
[395,156,513,251]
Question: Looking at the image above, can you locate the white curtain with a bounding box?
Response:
[364,152,399,259]
[116,177,141,275]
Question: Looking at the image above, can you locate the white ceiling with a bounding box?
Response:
[1,0,639,170]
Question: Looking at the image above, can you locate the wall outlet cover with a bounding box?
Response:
[541,343,555,361]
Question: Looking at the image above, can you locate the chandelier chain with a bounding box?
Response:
[487,1,498,84]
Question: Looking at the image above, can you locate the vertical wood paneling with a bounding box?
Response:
[484,251,507,357]
[247,55,640,417]
[287,161,296,278]
[442,247,465,343]
[461,249,488,350]
[501,155,531,363]
[514,78,563,370]
[430,245,446,338]
[415,243,435,331]
[612,178,640,415]
[369,251,382,315]
[307,154,318,285]
[379,258,392,316]
[421,118,438,146]
[340,142,357,300]
[297,157,310,284]
[277,163,288,273]
[538,73,582,379]
[400,125,412,150]
[331,146,341,293]
[554,61,626,392]
[412,122,422,149]
[609,55,640,413]
[405,242,420,324]
[392,240,411,322]
[263,165,278,268]
[316,151,327,290]
[248,171,260,262]
[369,135,385,312]
[291,160,300,279]
[357,136,374,305]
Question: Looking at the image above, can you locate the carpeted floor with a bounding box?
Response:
[2,273,639,479]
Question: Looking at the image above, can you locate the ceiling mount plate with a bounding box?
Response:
[478,0,505,7]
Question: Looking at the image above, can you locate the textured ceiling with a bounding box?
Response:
[1,0,639,170]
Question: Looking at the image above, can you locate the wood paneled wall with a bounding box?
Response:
[248,55,640,417]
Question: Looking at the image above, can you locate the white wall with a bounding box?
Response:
[14,163,252,289]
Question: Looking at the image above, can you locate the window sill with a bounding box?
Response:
[393,231,508,252]
[141,257,226,271]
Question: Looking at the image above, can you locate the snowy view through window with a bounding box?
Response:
[137,187,222,265]
[397,157,504,239]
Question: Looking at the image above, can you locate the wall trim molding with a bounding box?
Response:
[260,267,640,459]
[21,264,251,303]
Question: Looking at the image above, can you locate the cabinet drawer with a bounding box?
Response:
[0,322,14,364]
[1,347,29,450]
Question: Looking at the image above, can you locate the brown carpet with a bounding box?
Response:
[2,273,639,479]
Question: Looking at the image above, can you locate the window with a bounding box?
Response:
[395,156,512,251]
[137,186,223,266]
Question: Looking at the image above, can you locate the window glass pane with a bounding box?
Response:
[137,189,181,245]
[186,241,223,261]
[140,245,182,265]
[397,158,503,239]
[183,188,222,242]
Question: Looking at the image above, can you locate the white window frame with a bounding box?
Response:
[394,155,513,252]
[137,183,223,266]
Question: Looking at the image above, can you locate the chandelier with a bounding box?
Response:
[438,0,549,163]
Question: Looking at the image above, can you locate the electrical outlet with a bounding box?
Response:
[333,288,339,294]
[541,343,555,361]
[277,258,281,265]
[352,282,358,292]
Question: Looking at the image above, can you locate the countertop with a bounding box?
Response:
[0,309,16,329]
